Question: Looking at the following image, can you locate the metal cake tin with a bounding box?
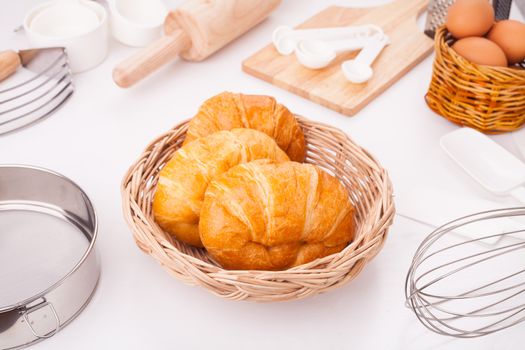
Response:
[0,165,100,349]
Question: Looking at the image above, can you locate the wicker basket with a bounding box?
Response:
[426,26,525,134]
[121,117,395,302]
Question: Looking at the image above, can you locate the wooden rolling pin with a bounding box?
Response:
[113,0,282,88]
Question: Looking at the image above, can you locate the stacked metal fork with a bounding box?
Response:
[0,47,74,135]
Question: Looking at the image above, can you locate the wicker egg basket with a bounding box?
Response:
[426,26,525,134]
[121,117,395,302]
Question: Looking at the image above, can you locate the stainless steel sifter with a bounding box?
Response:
[0,165,100,349]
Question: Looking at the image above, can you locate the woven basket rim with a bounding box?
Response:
[121,115,395,300]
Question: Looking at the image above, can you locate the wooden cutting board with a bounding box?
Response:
[242,0,433,116]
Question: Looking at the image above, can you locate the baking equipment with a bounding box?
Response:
[274,24,383,56]
[23,0,109,73]
[493,0,513,19]
[424,0,512,38]
[113,0,282,88]
[405,207,525,337]
[294,30,385,70]
[441,128,525,203]
[0,47,74,135]
[341,34,389,83]
[109,0,167,47]
[243,0,434,116]
[514,128,525,159]
[424,0,453,38]
[0,165,99,349]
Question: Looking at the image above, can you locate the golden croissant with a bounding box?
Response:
[184,92,306,162]
[153,129,289,247]
[200,161,355,270]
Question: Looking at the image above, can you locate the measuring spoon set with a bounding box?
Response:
[272,24,389,84]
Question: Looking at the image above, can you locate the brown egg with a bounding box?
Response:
[452,37,508,67]
[487,20,525,64]
[446,0,494,38]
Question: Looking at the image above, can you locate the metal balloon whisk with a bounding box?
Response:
[405,208,525,338]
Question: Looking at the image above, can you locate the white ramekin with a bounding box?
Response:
[109,0,166,47]
[23,0,109,73]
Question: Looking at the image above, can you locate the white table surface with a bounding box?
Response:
[1,0,524,349]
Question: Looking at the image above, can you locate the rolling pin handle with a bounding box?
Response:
[112,30,191,88]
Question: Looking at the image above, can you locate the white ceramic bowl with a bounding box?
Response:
[23,0,109,73]
[109,0,166,47]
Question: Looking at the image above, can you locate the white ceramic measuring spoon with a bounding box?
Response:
[440,127,525,203]
[272,24,382,55]
[341,33,389,83]
[295,36,372,69]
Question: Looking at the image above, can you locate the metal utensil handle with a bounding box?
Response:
[22,302,61,339]
[493,0,512,20]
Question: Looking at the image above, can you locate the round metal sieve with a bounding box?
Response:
[0,165,100,349]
